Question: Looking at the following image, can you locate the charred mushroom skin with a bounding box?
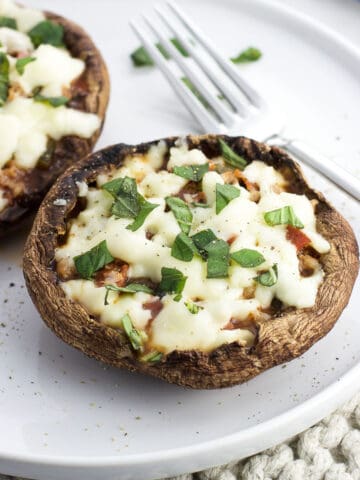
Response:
[0,9,110,237]
[23,135,359,389]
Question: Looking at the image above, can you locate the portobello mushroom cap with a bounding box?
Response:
[0,9,110,237]
[23,135,359,389]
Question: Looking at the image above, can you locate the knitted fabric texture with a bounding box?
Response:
[2,393,360,480]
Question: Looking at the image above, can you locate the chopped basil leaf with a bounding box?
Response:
[231,47,262,64]
[231,249,266,268]
[170,38,189,57]
[102,177,133,198]
[205,239,230,278]
[0,16,17,29]
[215,183,240,214]
[264,206,304,229]
[219,139,247,170]
[158,267,187,296]
[182,76,211,110]
[140,351,163,363]
[104,283,153,305]
[166,196,193,235]
[191,202,210,208]
[102,177,157,226]
[121,314,143,351]
[28,20,64,48]
[173,163,209,182]
[130,46,154,66]
[131,38,188,67]
[102,177,140,218]
[255,264,278,287]
[73,240,114,279]
[171,232,198,262]
[127,195,158,231]
[0,52,9,106]
[15,56,36,75]
[184,300,203,314]
[34,94,69,107]
[191,229,217,259]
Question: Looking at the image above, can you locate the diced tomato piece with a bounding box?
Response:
[286,225,311,251]
[16,51,29,59]
[143,299,163,320]
[227,235,237,245]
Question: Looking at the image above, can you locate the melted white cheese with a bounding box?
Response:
[56,143,331,353]
[11,45,85,97]
[0,0,44,33]
[0,98,100,169]
[0,27,33,54]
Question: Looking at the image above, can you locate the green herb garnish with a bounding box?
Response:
[104,283,153,305]
[34,94,69,107]
[102,176,140,218]
[0,16,17,29]
[121,314,143,351]
[130,46,154,67]
[0,52,9,106]
[158,267,187,296]
[184,300,203,315]
[191,229,217,259]
[219,139,247,170]
[231,249,265,268]
[28,20,64,47]
[231,47,262,64]
[140,351,163,363]
[15,56,36,75]
[264,206,304,229]
[255,264,278,287]
[166,196,193,235]
[205,239,230,278]
[127,195,158,231]
[173,163,209,182]
[215,183,240,214]
[171,232,198,262]
[131,38,188,67]
[102,177,157,227]
[182,76,211,110]
[170,38,188,57]
[73,240,114,279]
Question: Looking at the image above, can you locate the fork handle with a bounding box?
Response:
[281,139,360,201]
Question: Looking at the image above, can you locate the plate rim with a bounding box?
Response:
[1,0,360,475]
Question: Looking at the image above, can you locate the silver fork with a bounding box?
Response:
[130,1,360,201]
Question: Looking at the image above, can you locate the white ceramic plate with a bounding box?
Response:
[0,0,359,479]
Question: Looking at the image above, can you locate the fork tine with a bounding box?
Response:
[166,1,264,108]
[130,20,224,133]
[142,15,236,127]
[155,5,251,116]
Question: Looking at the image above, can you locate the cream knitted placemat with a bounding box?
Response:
[2,392,360,480]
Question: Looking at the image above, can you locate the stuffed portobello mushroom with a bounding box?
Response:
[23,135,359,389]
[0,0,109,236]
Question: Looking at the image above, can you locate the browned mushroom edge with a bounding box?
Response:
[23,134,359,389]
[0,9,110,237]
